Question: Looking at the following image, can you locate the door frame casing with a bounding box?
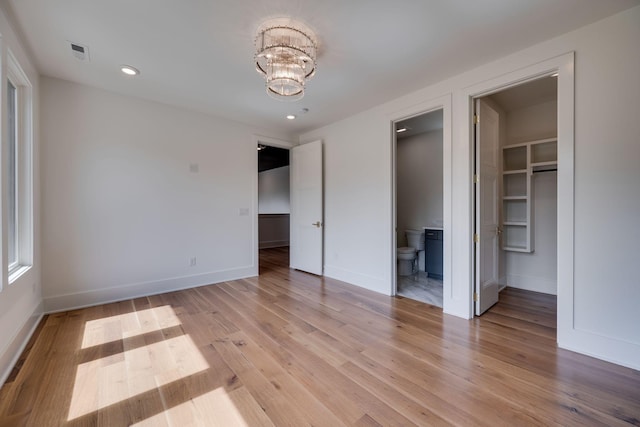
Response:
[460,53,574,340]
[252,135,296,275]
[389,95,452,311]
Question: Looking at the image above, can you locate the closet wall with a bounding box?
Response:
[497,96,558,295]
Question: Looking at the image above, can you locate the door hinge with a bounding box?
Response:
[473,174,479,184]
[473,114,479,125]
[473,292,478,302]
[473,233,479,243]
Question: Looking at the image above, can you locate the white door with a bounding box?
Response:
[290,140,323,275]
[475,99,500,315]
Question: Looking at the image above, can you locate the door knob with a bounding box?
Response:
[312,221,322,228]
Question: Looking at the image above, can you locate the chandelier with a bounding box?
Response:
[255,18,317,101]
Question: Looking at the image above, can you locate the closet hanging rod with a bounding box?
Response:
[532,168,557,173]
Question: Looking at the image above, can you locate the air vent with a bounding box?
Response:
[69,41,90,61]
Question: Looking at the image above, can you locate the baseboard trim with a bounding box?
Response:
[506,273,557,295]
[0,303,44,387]
[559,329,640,372]
[324,265,390,296]
[43,266,258,313]
[259,240,289,249]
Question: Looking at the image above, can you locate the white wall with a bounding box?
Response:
[258,214,289,249]
[506,100,558,144]
[570,6,640,363]
[258,166,290,214]
[507,170,557,293]
[300,6,640,369]
[0,6,42,385]
[503,101,558,295]
[40,77,289,312]
[302,113,393,293]
[504,170,558,294]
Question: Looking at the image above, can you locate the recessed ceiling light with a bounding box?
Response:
[396,127,408,133]
[550,72,559,77]
[120,65,140,76]
[286,115,296,120]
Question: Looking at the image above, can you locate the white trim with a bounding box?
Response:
[388,94,453,312]
[43,266,256,313]
[0,304,42,387]
[560,331,640,372]
[505,274,557,295]
[254,134,297,150]
[5,48,34,286]
[459,52,574,331]
[7,264,30,283]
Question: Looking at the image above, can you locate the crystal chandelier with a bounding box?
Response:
[255,18,317,101]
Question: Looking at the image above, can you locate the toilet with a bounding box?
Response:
[397,229,425,276]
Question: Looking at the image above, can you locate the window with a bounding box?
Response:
[6,51,33,283]
[7,80,18,270]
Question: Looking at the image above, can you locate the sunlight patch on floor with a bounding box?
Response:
[82,305,182,348]
[68,305,208,421]
[132,386,263,427]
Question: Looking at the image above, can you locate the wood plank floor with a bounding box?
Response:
[1,247,639,426]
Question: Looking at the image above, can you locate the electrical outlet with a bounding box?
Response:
[190,257,197,267]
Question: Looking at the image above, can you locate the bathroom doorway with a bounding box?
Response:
[257,143,291,272]
[394,109,444,307]
[473,75,559,317]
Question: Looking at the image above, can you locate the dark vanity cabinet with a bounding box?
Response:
[424,228,443,279]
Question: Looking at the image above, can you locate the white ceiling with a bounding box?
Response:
[6,0,639,137]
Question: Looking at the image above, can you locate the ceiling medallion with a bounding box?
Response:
[255,18,317,101]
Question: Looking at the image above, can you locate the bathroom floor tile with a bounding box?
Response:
[397,272,443,307]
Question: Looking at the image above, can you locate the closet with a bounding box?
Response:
[489,76,558,295]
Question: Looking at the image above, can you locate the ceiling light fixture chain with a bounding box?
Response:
[255,18,318,101]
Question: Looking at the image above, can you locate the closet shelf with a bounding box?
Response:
[531,160,557,168]
[501,137,557,252]
[504,137,557,148]
[503,246,529,253]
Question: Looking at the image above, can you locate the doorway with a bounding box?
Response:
[474,75,558,316]
[393,109,444,307]
[257,143,291,272]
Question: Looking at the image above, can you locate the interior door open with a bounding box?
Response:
[474,99,500,315]
[290,140,323,275]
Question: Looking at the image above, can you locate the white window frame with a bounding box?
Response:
[5,49,33,284]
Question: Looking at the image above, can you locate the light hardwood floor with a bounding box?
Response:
[1,247,639,426]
